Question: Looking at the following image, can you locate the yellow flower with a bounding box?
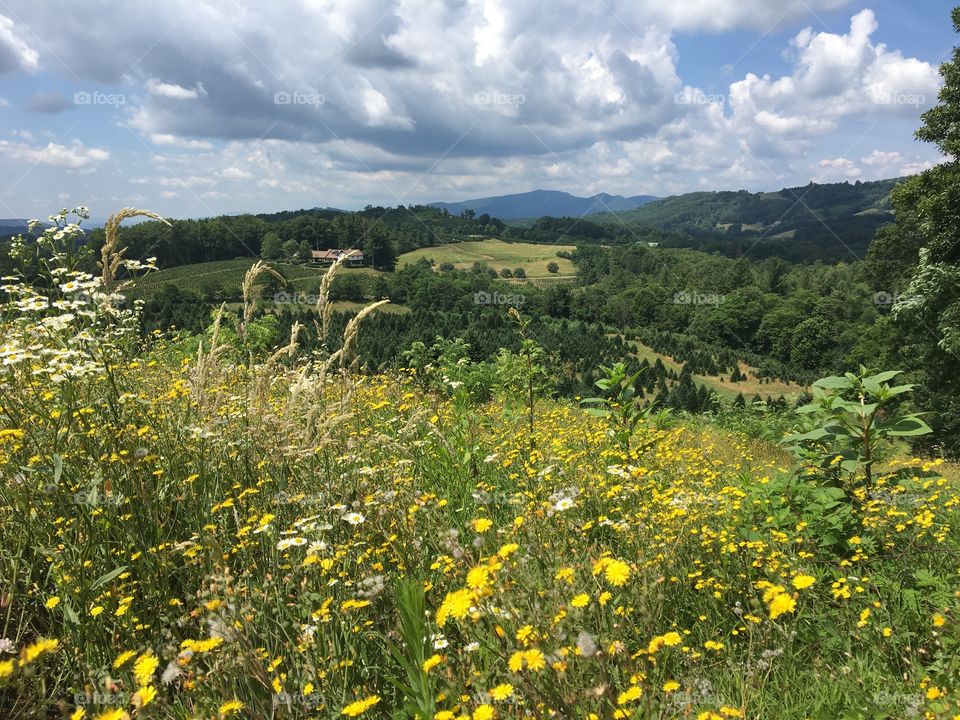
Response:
[617,685,643,704]
[90,606,104,617]
[515,625,534,645]
[473,704,495,720]
[435,713,455,720]
[524,649,546,671]
[70,708,85,720]
[436,589,475,627]
[571,594,589,608]
[508,651,525,672]
[792,575,816,590]
[466,566,491,589]
[423,654,443,673]
[932,613,946,627]
[882,627,892,637]
[472,518,493,533]
[662,632,682,646]
[219,699,245,716]
[0,659,15,679]
[603,559,631,587]
[21,637,59,664]
[132,685,156,708]
[767,593,796,620]
[113,650,136,669]
[489,683,514,700]
[45,597,60,609]
[93,711,129,720]
[663,680,680,692]
[926,687,942,700]
[342,695,380,717]
[133,651,158,687]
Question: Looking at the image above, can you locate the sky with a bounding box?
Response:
[0,0,955,219]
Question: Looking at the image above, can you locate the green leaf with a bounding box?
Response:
[886,417,933,436]
[813,376,852,389]
[867,370,902,384]
[91,566,128,591]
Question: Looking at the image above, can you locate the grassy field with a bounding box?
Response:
[2,254,960,719]
[630,340,809,400]
[399,239,576,278]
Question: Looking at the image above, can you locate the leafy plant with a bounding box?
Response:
[782,367,932,491]
[581,362,654,455]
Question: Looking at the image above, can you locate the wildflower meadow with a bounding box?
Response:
[0,209,958,719]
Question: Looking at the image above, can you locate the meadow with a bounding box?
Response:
[0,214,958,720]
[397,240,576,279]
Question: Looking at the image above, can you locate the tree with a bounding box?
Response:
[261,232,283,260]
[500,268,513,278]
[547,261,560,274]
[281,239,300,261]
[865,6,960,456]
[513,267,526,279]
[362,220,397,271]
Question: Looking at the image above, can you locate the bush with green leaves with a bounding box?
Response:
[782,367,932,491]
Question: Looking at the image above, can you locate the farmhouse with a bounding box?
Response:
[311,248,365,267]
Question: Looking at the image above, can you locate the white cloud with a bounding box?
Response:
[221,166,253,181]
[149,133,214,150]
[145,78,206,100]
[0,14,38,73]
[0,139,109,168]
[812,157,862,183]
[730,9,941,126]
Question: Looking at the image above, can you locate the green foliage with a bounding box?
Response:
[385,581,436,719]
[580,362,653,455]
[782,367,932,490]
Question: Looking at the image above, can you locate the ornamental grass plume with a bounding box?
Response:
[99,208,169,292]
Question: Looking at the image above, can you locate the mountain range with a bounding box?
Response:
[429,189,659,219]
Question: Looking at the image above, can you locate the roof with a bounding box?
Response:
[311,248,364,260]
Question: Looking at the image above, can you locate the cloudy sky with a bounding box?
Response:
[0,0,953,218]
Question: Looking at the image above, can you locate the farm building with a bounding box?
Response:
[310,248,365,267]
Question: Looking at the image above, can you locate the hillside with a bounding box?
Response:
[2,252,958,718]
[429,189,659,219]
[588,179,900,260]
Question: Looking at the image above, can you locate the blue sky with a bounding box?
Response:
[0,0,954,218]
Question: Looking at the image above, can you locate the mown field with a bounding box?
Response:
[398,240,576,278]
[1,244,959,720]
[630,341,809,401]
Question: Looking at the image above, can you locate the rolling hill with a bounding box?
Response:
[429,189,658,219]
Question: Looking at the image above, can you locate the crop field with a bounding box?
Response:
[399,240,576,278]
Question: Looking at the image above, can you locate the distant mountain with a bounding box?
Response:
[0,219,34,236]
[429,189,658,220]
